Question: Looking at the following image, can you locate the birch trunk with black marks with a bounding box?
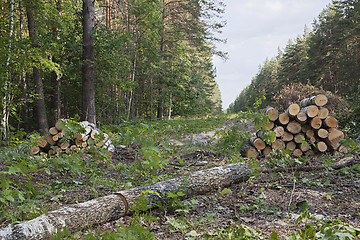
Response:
[0,162,250,240]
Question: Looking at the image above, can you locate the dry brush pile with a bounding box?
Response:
[241,94,347,158]
[30,119,115,157]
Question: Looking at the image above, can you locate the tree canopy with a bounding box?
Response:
[0,0,225,140]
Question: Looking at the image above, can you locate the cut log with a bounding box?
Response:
[286,121,302,134]
[293,149,303,157]
[90,129,100,140]
[0,163,250,240]
[49,127,58,135]
[300,94,328,108]
[46,135,56,146]
[325,128,345,150]
[264,121,275,130]
[318,107,329,119]
[299,142,311,152]
[59,142,70,150]
[266,107,279,121]
[316,129,329,139]
[54,147,62,154]
[250,137,266,150]
[286,103,300,117]
[338,145,348,154]
[327,128,345,142]
[79,121,90,129]
[274,126,285,138]
[305,129,315,138]
[55,119,65,131]
[84,126,92,135]
[323,116,338,128]
[277,113,290,125]
[294,133,305,144]
[52,135,59,142]
[301,105,319,118]
[325,139,341,151]
[295,112,307,124]
[30,146,40,155]
[310,117,322,129]
[286,141,296,151]
[272,139,285,150]
[262,146,272,157]
[282,131,294,142]
[70,145,77,151]
[308,136,316,143]
[37,138,48,148]
[241,144,258,158]
[304,150,315,156]
[316,141,328,152]
[57,131,64,139]
[301,125,312,133]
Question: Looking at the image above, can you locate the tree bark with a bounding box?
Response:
[26,2,49,135]
[2,0,15,140]
[81,0,96,125]
[0,162,250,240]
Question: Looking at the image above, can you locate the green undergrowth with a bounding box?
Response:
[0,112,359,239]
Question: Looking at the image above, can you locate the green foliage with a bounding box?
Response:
[238,189,281,216]
[206,222,265,240]
[50,216,155,240]
[266,148,304,168]
[215,126,251,153]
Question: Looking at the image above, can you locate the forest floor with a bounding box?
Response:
[0,118,359,239]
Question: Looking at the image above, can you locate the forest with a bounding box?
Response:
[0,0,359,239]
[228,0,359,139]
[0,0,223,141]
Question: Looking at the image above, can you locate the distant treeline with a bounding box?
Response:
[228,0,359,117]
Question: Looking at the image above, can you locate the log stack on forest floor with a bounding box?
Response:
[241,94,347,158]
[30,119,115,157]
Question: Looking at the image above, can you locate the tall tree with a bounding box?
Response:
[25,0,49,135]
[81,0,96,124]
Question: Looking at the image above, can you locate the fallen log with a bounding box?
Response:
[0,162,250,240]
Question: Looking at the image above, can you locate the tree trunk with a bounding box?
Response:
[26,2,49,135]
[2,0,15,140]
[0,162,250,240]
[81,0,96,125]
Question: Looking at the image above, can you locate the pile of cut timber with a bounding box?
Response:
[241,94,347,158]
[30,119,115,157]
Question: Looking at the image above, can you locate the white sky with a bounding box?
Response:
[213,0,333,110]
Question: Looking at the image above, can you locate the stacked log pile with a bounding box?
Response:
[241,94,347,158]
[30,119,115,157]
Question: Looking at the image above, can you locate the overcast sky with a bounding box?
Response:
[213,0,333,110]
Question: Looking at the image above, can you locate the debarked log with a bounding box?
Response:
[0,162,250,240]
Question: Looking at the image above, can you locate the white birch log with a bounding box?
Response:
[0,163,250,240]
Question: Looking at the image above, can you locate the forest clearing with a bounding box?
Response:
[1,0,359,239]
[0,113,359,239]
